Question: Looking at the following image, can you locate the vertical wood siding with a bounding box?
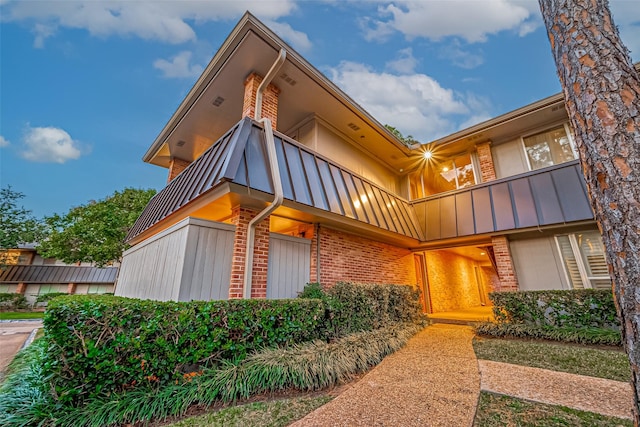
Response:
[117,218,235,301]
[266,233,311,299]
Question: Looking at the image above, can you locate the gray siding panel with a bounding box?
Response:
[510,178,538,228]
[511,237,568,291]
[491,183,515,231]
[267,234,311,299]
[530,173,565,225]
[118,218,234,302]
[440,196,457,238]
[551,166,594,222]
[472,187,494,234]
[425,199,441,240]
[455,192,475,236]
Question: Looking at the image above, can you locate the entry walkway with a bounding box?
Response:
[292,324,479,427]
[0,320,42,376]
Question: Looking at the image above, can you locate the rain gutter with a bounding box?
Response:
[243,48,286,299]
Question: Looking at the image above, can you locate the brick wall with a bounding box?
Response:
[228,206,271,299]
[476,142,497,182]
[315,226,416,287]
[167,157,191,183]
[242,73,280,130]
[491,235,519,291]
[424,250,485,312]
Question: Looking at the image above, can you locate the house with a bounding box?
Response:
[115,12,609,314]
[0,244,117,305]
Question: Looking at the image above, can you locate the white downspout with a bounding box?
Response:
[243,49,286,299]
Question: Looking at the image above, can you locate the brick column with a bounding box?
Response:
[228,206,271,299]
[476,141,497,182]
[16,282,26,294]
[66,283,76,294]
[167,157,191,183]
[242,73,280,130]
[491,236,519,292]
[309,224,319,284]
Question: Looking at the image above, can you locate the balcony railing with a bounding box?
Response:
[410,160,595,241]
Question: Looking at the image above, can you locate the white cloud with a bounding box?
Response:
[3,0,298,46]
[328,61,491,142]
[153,51,204,78]
[610,0,640,61]
[263,19,312,52]
[440,42,484,69]
[364,0,540,43]
[21,126,83,163]
[0,136,9,147]
[385,48,418,74]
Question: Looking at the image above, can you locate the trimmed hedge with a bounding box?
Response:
[0,293,28,310]
[299,282,426,337]
[490,289,619,330]
[43,295,326,405]
[475,322,622,346]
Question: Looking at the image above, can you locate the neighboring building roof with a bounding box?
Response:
[128,117,424,242]
[0,265,118,284]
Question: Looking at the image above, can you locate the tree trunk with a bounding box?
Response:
[538,0,640,421]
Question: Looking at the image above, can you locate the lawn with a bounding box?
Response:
[474,392,632,427]
[472,336,630,381]
[166,396,332,427]
[0,312,44,320]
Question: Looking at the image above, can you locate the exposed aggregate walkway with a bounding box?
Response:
[292,324,480,427]
[291,323,635,426]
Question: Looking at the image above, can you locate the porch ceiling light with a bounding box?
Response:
[423,150,433,160]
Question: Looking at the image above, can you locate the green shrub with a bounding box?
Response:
[34,292,68,306]
[490,289,619,330]
[43,295,326,406]
[0,293,28,310]
[53,322,423,427]
[298,282,426,337]
[474,322,622,346]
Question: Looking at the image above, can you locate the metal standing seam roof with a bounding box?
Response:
[0,266,119,284]
[127,117,424,242]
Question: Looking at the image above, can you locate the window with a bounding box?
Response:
[410,153,477,199]
[87,284,110,294]
[555,231,611,290]
[523,125,576,170]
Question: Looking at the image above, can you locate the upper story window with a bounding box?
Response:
[409,153,477,199]
[523,125,577,170]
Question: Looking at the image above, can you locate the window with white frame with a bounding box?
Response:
[555,231,611,290]
[523,124,577,170]
[87,284,110,294]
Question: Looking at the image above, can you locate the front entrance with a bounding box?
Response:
[416,245,497,315]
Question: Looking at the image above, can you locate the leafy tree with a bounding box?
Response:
[538,0,640,419]
[38,188,156,266]
[0,186,46,265]
[384,125,420,146]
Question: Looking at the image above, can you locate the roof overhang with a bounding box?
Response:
[144,12,415,173]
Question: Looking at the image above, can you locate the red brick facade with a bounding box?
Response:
[476,142,497,182]
[167,157,191,183]
[242,73,280,130]
[228,206,271,299]
[491,235,519,291]
[313,226,416,287]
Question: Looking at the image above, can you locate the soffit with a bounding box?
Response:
[146,14,414,172]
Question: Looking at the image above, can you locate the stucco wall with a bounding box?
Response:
[316,226,416,287]
[424,250,484,312]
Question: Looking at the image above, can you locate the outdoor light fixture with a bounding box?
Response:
[423,150,433,160]
[442,166,449,172]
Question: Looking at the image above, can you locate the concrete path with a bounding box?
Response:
[479,360,634,420]
[292,324,480,427]
[0,321,42,375]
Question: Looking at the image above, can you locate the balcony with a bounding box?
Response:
[411,160,595,242]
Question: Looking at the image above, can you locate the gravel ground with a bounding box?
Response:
[291,324,479,427]
[479,360,634,420]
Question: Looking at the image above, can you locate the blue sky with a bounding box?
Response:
[1,0,638,218]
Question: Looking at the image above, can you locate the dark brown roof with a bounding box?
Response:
[0,265,118,284]
[127,117,424,241]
